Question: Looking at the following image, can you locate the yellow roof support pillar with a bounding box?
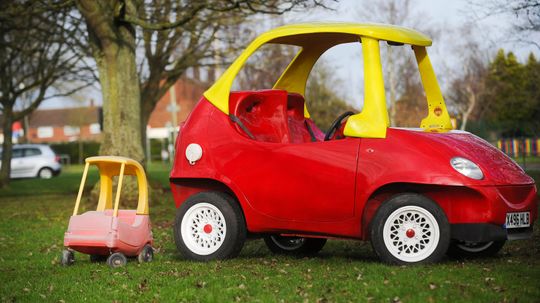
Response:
[273,44,330,118]
[344,37,389,138]
[413,46,453,132]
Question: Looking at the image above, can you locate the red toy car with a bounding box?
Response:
[169,23,537,264]
[62,156,154,268]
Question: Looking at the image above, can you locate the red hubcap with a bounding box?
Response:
[203,224,213,234]
[406,229,415,238]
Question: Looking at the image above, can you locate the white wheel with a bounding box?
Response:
[382,206,440,263]
[38,168,53,179]
[181,202,227,256]
[370,193,449,264]
[174,192,246,261]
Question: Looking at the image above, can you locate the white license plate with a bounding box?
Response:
[505,212,530,228]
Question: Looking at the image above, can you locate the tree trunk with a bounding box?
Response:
[460,83,477,131]
[0,106,14,188]
[78,0,143,163]
[140,80,161,164]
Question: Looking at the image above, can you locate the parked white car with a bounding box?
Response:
[0,144,61,179]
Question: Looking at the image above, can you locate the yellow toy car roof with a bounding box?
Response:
[261,22,432,46]
[204,22,452,138]
[72,156,149,216]
[86,156,145,176]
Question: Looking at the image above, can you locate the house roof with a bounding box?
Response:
[28,107,100,127]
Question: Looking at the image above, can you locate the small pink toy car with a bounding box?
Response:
[61,156,153,268]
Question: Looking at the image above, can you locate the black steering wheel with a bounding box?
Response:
[324,111,355,141]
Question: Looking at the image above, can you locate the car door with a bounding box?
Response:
[21,148,43,177]
[9,148,25,178]
[229,139,359,222]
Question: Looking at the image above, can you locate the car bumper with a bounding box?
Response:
[451,223,533,242]
[441,184,538,242]
[53,167,62,176]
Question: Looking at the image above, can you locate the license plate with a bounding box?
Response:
[505,212,530,228]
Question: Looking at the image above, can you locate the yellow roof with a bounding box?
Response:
[262,22,432,46]
[77,156,149,216]
[204,22,433,115]
[203,22,451,137]
[85,156,145,176]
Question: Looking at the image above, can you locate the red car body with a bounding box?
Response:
[170,91,537,243]
[169,23,537,264]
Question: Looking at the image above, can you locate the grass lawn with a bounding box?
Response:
[1,166,539,302]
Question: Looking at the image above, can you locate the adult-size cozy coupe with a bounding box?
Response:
[169,23,537,264]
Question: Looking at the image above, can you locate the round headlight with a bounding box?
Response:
[450,157,483,180]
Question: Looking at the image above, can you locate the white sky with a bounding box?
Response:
[40,0,539,109]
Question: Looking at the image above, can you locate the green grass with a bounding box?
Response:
[0,167,539,302]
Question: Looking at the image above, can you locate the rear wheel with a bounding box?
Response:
[264,235,326,255]
[138,244,154,263]
[370,193,450,265]
[60,250,74,266]
[174,192,246,261]
[446,240,506,259]
[38,167,53,179]
[107,253,127,268]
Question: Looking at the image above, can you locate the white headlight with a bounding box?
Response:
[450,157,483,180]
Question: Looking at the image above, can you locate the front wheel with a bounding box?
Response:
[264,235,327,255]
[107,252,127,268]
[370,193,450,265]
[446,240,506,259]
[174,192,246,261]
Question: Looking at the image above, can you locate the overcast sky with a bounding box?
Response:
[41,0,539,109]
[283,0,540,106]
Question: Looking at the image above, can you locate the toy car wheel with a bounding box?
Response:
[370,193,450,265]
[107,253,127,268]
[38,167,53,179]
[446,240,506,259]
[264,235,326,255]
[60,249,74,266]
[174,191,246,261]
[138,244,154,263]
[89,254,107,262]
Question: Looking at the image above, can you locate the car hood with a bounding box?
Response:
[390,128,534,186]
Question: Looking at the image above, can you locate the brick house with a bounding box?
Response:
[0,78,206,143]
[147,77,206,139]
[28,106,102,143]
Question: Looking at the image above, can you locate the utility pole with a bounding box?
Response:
[168,84,180,162]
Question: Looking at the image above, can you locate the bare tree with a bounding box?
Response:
[468,0,540,50]
[76,0,335,164]
[0,1,90,187]
[448,49,488,130]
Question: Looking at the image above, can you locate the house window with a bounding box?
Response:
[37,127,54,138]
[89,123,101,134]
[64,126,80,136]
